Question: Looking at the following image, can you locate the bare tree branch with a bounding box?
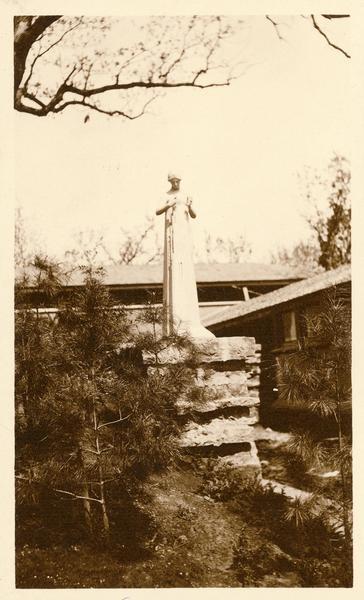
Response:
[55,488,103,503]
[14,16,234,118]
[83,446,113,455]
[14,15,350,118]
[21,17,83,96]
[310,15,350,59]
[100,219,160,265]
[54,92,157,119]
[97,412,132,429]
[321,15,350,20]
[265,15,284,40]
[16,474,104,505]
[37,19,82,60]
[17,67,231,118]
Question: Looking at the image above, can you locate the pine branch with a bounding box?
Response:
[97,412,132,429]
[54,488,102,503]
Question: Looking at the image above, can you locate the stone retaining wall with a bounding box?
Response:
[144,336,261,475]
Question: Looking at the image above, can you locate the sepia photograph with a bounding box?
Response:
[6,1,355,591]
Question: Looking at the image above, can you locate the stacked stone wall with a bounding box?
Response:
[144,336,261,475]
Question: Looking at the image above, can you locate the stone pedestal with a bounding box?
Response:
[143,336,261,476]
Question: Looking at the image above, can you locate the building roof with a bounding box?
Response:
[19,262,304,288]
[24,302,241,338]
[203,264,351,328]
[124,301,241,323]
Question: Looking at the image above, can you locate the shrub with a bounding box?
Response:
[15,261,197,551]
[233,525,293,586]
[199,462,288,527]
[198,460,248,502]
[299,554,352,587]
[200,461,351,587]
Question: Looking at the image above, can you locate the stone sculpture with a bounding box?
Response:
[156,173,214,339]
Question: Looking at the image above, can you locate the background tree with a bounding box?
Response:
[270,240,322,276]
[15,207,45,272]
[15,207,162,272]
[64,221,162,268]
[271,155,351,274]
[99,218,162,266]
[306,155,351,271]
[15,207,31,271]
[200,232,252,264]
[14,15,349,119]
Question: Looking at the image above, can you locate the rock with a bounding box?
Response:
[261,479,313,501]
[180,416,255,447]
[176,394,260,415]
[194,337,260,363]
[247,376,260,389]
[219,444,261,474]
[260,571,302,587]
[143,337,260,365]
[253,425,291,444]
[311,470,339,479]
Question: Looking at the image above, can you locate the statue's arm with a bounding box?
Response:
[187,197,196,219]
[156,198,176,216]
[156,205,168,216]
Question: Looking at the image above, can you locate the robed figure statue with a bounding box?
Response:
[156,173,214,340]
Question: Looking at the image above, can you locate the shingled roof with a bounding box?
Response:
[33,262,304,287]
[202,264,351,328]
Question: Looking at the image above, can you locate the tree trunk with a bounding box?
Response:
[14,16,61,102]
[82,483,93,532]
[91,375,111,538]
[98,469,110,536]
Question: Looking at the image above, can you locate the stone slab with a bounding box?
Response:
[218,442,261,477]
[219,443,260,470]
[194,337,261,363]
[180,416,255,447]
[176,394,260,414]
[143,336,260,365]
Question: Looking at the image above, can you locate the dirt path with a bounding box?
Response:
[120,466,244,587]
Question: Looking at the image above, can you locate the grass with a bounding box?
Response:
[17,545,126,588]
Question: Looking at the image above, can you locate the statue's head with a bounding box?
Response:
[168,172,181,190]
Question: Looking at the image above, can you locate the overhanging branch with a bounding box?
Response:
[16,76,231,117]
[14,15,234,118]
[311,15,350,59]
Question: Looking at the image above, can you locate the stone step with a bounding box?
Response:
[178,407,259,429]
[180,415,255,448]
[192,368,260,395]
[219,445,261,473]
[176,395,259,415]
[143,336,261,365]
[186,441,252,457]
[194,337,261,363]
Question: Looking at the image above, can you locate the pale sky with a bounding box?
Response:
[15,14,351,264]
